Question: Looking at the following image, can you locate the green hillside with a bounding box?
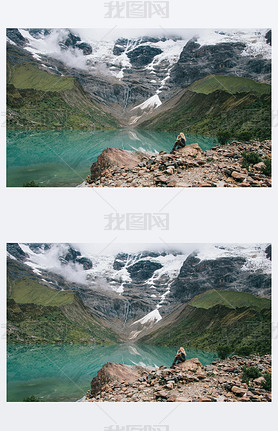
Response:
[9,63,75,92]
[190,75,271,96]
[138,291,271,354]
[10,278,75,307]
[6,46,119,130]
[7,260,119,345]
[190,289,271,311]
[140,75,271,139]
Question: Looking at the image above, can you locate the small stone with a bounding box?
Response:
[155,176,168,184]
[166,167,175,175]
[253,162,266,170]
[231,171,247,182]
[165,381,174,390]
[167,180,177,187]
[231,386,246,396]
[253,376,266,385]
[167,395,177,402]
[155,390,169,399]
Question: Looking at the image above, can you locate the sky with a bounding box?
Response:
[71,242,269,257]
[72,28,202,41]
[71,28,269,42]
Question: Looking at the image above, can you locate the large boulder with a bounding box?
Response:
[175,143,203,158]
[90,362,144,396]
[90,147,146,181]
[176,358,204,373]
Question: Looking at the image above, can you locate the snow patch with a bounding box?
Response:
[196,29,271,60]
[131,94,162,111]
[6,37,16,46]
[132,309,162,326]
[196,244,271,274]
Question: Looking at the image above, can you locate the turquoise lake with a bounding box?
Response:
[7,344,217,402]
[6,130,217,187]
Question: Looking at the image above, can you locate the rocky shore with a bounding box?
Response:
[85,355,271,402]
[85,140,271,187]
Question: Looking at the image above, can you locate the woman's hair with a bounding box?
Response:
[179,132,186,140]
[179,347,186,354]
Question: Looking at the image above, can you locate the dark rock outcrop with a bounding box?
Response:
[113,253,131,270]
[113,251,169,270]
[59,246,93,270]
[76,257,93,270]
[64,247,81,262]
[127,260,163,282]
[60,32,92,55]
[265,244,271,260]
[113,38,129,56]
[27,29,51,38]
[77,42,92,55]
[265,30,271,46]
[7,243,28,261]
[27,243,51,253]
[127,46,162,66]
[6,29,28,47]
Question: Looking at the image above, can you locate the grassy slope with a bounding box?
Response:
[140,75,271,139]
[7,262,119,344]
[9,63,75,91]
[6,48,119,130]
[190,75,271,96]
[190,289,271,311]
[138,290,271,354]
[10,279,75,306]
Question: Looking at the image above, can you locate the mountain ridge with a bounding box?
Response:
[7,45,120,130]
[7,28,271,130]
[138,75,271,138]
[7,258,120,344]
[7,243,271,346]
[137,290,271,354]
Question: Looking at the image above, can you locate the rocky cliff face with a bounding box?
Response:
[170,39,271,89]
[171,252,271,301]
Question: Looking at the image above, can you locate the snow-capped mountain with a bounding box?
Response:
[7,243,271,339]
[7,28,271,125]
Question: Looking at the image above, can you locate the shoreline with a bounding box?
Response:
[84,355,271,402]
[84,140,271,188]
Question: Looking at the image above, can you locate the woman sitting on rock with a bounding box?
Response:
[171,347,187,368]
[170,132,186,154]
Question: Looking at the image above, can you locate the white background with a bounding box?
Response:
[0,1,277,430]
